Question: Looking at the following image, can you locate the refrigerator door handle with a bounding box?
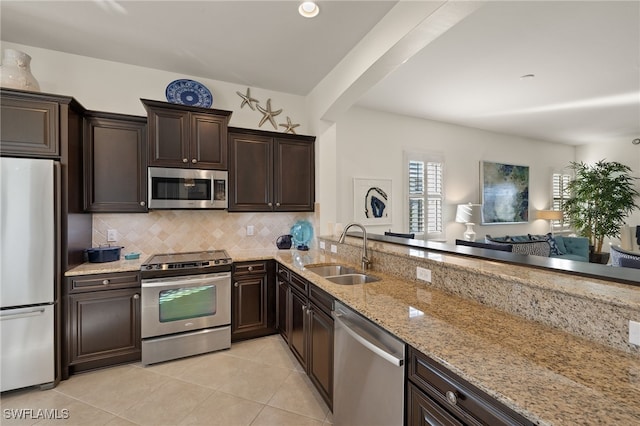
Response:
[0,307,46,321]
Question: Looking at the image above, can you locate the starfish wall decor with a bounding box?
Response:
[235,87,302,134]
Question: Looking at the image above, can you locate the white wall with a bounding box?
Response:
[2,42,309,133]
[335,106,577,243]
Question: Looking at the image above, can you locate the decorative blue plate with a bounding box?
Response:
[165,79,213,108]
[290,220,313,251]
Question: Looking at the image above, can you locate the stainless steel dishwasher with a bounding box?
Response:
[332,300,406,426]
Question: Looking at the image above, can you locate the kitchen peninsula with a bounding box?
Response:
[66,236,640,425]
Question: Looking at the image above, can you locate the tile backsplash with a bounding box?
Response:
[93,210,316,256]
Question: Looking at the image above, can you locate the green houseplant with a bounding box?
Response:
[563,160,639,261]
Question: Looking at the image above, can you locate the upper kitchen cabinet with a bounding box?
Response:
[141,99,232,170]
[0,88,62,157]
[228,127,315,212]
[83,111,147,213]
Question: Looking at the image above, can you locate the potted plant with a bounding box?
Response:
[563,160,639,263]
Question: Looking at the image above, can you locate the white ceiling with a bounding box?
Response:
[1,1,639,146]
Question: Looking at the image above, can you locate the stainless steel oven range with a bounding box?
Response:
[140,250,232,365]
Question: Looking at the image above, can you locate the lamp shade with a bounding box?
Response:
[536,210,563,220]
[455,203,482,224]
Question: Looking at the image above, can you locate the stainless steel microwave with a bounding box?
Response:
[148,167,228,209]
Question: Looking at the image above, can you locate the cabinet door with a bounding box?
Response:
[231,274,268,340]
[84,114,147,212]
[67,288,141,374]
[274,138,315,211]
[190,112,227,169]
[276,278,289,342]
[0,95,59,157]
[289,288,307,369]
[308,303,333,409]
[408,382,465,426]
[147,106,190,167]
[228,132,273,211]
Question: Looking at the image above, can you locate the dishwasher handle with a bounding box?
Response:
[333,311,404,367]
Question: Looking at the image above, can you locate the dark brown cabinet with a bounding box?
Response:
[231,260,277,341]
[407,347,533,426]
[142,99,231,170]
[83,111,147,212]
[0,92,59,157]
[64,272,141,377]
[276,263,333,408]
[276,265,290,342]
[228,128,315,212]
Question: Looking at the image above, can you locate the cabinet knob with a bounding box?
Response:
[102,279,109,285]
[191,159,197,164]
[278,281,283,286]
[234,282,239,287]
[276,202,281,207]
[140,201,146,206]
[268,202,273,207]
[445,390,458,406]
[248,266,253,272]
[182,158,188,163]
[133,294,140,300]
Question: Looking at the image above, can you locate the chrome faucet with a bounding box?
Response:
[338,222,371,271]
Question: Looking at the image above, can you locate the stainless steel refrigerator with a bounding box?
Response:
[1,157,56,391]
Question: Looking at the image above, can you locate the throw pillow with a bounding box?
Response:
[553,235,567,254]
[528,233,565,256]
[510,240,552,257]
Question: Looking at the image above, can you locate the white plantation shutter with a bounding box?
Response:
[552,173,571,230]
[405,152,444,239]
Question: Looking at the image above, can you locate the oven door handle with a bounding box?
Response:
[141,274,230,288]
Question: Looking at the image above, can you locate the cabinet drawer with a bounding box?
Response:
[234,261,268,276]
[276,263,290,281]
[408,347,532,426]
[309,284,333,315]
[289,272,308,294]
[68,272,141,293]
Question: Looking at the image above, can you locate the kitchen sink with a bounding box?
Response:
[304,263,380,285]
[325,274,381,285]
[304,264,358,277]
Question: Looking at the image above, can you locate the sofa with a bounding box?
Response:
[485,234,590,262]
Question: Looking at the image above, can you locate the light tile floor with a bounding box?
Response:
[1,335,333,425]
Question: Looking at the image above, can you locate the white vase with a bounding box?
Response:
[0,49,40,91]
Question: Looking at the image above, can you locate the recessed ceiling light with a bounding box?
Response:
[299,1,319,18]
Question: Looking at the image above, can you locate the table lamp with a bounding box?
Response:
[455,203,482,241]
[536,210,563,234]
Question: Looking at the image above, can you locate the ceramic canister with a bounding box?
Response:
[0,49,41,91]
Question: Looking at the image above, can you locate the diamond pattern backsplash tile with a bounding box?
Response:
[93,210,316,255]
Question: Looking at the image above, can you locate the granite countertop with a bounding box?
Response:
[273,250,640,426]
[65,248,640,424]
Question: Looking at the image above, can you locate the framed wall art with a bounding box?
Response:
[353,178,392,225]
[480,161,529,224]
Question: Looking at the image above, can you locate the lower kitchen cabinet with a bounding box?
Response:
[277,263,334,409]
[231,260,277,341]
[276,264,290,342]
[407,347,533,426]
[64,272,141,378]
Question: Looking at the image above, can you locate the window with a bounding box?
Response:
[405,151,444,240]
[552,172,571,230]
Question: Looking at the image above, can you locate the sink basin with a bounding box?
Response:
[304,263,380,285]
[304,264,358,277]
[325,273,381,285]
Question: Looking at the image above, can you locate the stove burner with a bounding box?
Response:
[141,250,232,277]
